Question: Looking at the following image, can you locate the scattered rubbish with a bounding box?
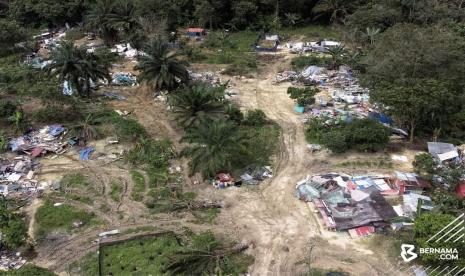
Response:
[111,72,137,86]
[189,71,222,85]
[240,166,273,185]
[114,109,130,116]
[391,155,408,162]
[427,142,459,162]
[212,173,237,189]
[79,147,95,161]
[10,125,67,155]
[0,156,42,198]
[307,144,322,152]
[53,202,63,207]
[111,43,138,58]
[103,92,127,100]
[99,229,120,238]
[0,251,26,271]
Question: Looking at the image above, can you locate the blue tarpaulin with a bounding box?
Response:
[48,125,65,136]
[294,105,305,113]
[369,112,393,125]
[79,147,95,160]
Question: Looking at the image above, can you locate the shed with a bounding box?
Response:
[394,171,431,194]
[427,142,459,162]
[187,28,206,37]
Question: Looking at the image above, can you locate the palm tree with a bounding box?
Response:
[312,0,348,24]
[181,118,247,178]
[363,27,381,45]
[87,0,119,46]
[327,45,347,70]
[163,231,248,275]
[48,41,111,97]
[284,13,301,27]
[169,83,226,129]
[135,38,189,92]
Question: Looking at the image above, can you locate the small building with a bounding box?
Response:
[427,142,459,162]
[187,28,206,38]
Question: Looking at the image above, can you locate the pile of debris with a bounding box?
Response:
[189,71,222,85]
[0,252,26,271]
[0,156,42,198]
[240,166,273,185]
[212,173,237,189]
[295,172,432,234]
[111,43,138,58]
[112,72,137,86]
[286,40,341,54]
[9,125,67,156]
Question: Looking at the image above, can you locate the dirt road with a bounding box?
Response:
[213,62,401,275]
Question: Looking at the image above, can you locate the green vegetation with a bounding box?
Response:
[0,198,28,250]
[413,153,438,181]
[0,265,56,276]
[48,41,111,97]
[287,86,319,106]
[130,170,146,202]
[109,180,123,202]
[68,251,99,276]
[35,199,99,239]
[135,38,189,92]
[170,83,226,128]
[306,118,391,154]
[291,55,331,71]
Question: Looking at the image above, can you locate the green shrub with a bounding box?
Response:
[322,130,349,154]
[287,86,319,106]
[1,265,56,276]
[126,139,175,168]
[32,104,85,124]
[243,109,267,126]
[65,27,86,41]
[345,118,391,152]
[0,131,7,152]
[0,100,17,117]
[413,153,437,180]
[94,110,148,142]
[291,55,331,70]
[226,104,244,125]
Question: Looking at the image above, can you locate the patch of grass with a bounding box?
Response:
[100,233,182,275]
[109,180,123,202]
[65,193,93,205]
[222,54,257,76]
[68,251,99,276]
[94,110,148,142]
[131,170,146,202]
[61,173,92,188]
[35,199,99,239]
[192,208,220,224]
[100,203,111,213]
[0,265,56,276]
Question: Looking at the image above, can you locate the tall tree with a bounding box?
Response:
[181,118,247,178]
[169,83,226,129]
[87,0,119,46]
[48,41,111,97]
[135,38,189,92]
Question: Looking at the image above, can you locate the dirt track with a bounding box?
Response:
[211,59,405,275]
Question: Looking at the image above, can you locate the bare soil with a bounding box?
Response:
[27,54,410,275]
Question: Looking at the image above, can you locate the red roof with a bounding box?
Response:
[348,226,375,238]
[187,28,205,33]
[456,182,465,199]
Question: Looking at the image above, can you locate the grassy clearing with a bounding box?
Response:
[109,180,123,202]
[61,173,92,189]
[35,199,99,239]
[100,233,181,275]
[121,225,158,235]
[337,158,394,169]
[130,170,146,202]
[192,208,220,224]
[68,251,99,276]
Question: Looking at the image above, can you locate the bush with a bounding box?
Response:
[322,130,349,154]
[0,131,7,152]
[306,118,390,154]
[226,104,244,125]
[291,55,331,70]
[31,104,85,124]
[243,109,267,126]
[222,54,257,76]
[413,153,437,180]
[344,118,391,152]
[0,100,18,117]
[287,86,319,106]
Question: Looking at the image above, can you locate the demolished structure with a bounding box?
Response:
[295,172,430,234]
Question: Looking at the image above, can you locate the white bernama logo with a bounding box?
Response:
[401,244,418,262]
[400,214,464,264]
